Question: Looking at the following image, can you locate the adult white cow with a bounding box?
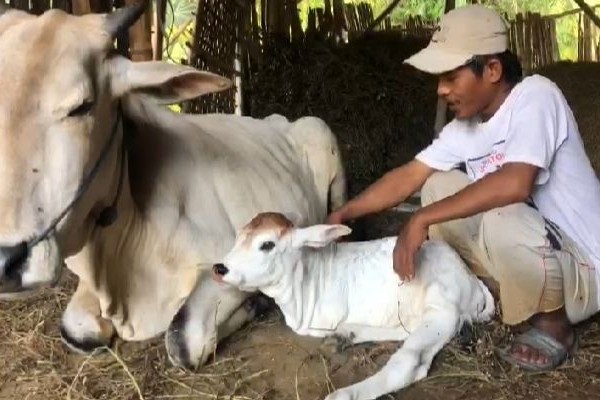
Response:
[0,2,347,369]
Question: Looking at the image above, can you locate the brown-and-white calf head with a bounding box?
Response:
[0,3,231,297]
[213,212,352,291]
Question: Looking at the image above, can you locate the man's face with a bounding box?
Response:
[437,59,502,120]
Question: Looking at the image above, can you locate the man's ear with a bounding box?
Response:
[291,225,352,248]
[109,56,232,104]
[485,58,503,84]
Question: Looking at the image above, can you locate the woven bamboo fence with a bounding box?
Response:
[180,0,242,114]
[578,9,600,61]
[393,15,434,39]
[14,0,582,115]
[508,12,560,75]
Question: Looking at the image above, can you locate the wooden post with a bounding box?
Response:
[433,0,456,137]
[332,0,345,40]
[124,0,153,61]
[71,0,91,15]
[434,97,447,136]
[152,0,167,60]
[288,0,303,43]
[584,12,592,60]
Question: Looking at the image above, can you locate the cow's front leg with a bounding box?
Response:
[165,272,262,369]
[60,280,117,354]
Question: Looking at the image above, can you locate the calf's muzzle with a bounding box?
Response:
[213,263,229,276]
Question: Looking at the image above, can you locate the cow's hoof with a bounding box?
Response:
[60,325,116,355]
[165,304,215,370]
[59,310,117,355]
[165,304,194,369]
[320,333,355,354]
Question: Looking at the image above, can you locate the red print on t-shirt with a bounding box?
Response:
[466,140,506,179]
[478,150,505,174]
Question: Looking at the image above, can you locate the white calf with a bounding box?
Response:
[213,212,495,400]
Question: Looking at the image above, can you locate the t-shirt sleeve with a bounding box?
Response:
[502,82,569,185]
[415,120,464,171]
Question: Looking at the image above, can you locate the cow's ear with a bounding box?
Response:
[109,56,232,104]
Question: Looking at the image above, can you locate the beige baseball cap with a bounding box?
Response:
[404,4,509,74]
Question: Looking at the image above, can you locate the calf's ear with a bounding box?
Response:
[291,225,352,248]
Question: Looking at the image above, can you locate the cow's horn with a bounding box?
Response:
[105,1,147,38]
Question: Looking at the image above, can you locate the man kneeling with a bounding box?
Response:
[327,4,600,372]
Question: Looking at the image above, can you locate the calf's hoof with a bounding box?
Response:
[456,321,478,352]
[324,388,353,400]
[320,333,355,354]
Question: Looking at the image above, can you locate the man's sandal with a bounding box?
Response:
[495,327,578,372]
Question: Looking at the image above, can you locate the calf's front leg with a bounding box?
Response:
[324,307,460,400]
[320,324,411,354]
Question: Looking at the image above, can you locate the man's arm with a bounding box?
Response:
[330,160,435,223]
[392,162,539,281]
[413,162,539,228]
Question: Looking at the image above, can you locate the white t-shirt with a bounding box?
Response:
[416,74,600,287]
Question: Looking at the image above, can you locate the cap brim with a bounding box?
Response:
[403,44,473,74]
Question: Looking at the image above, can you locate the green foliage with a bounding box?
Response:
[158,0,195,64]
[478,0,589,61]
[159,0,599,84]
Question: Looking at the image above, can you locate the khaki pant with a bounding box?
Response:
[421,170,599,325]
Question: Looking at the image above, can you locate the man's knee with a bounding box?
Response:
[480,203,547,253]
[421,169,470,206]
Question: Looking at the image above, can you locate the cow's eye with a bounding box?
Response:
[68,100,94,117]
[260,241,275,252]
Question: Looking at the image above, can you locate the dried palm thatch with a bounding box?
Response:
[246,31,438,199]
[536,60,600,174]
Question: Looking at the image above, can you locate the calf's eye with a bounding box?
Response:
[260,241,275,252]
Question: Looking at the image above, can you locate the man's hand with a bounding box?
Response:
[326,209,346,225]
[393,214,428,281]
[391,162,539,280]
[325,160,435,226]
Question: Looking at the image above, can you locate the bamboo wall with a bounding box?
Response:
[180,0,241,114]
[2,0,598,115]
[508,12,560,75]
[578,10,600,62]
